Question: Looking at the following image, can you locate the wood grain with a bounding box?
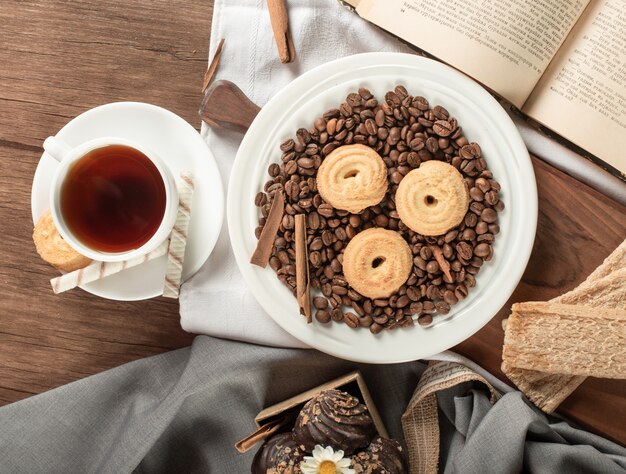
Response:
[455,157,626,444]
[0,0,211,404]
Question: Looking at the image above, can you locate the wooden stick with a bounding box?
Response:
[295,214,311,323]
[266,0,295,63]
[201,38,225,92]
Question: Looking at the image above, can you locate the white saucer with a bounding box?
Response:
[31,102,224,301]
[228,53,537,363]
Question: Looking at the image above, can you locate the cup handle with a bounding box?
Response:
[43,136,72,163]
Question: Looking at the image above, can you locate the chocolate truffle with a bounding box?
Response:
[293,389,376,455]
[350,437,407,474]
[251,432,304,474]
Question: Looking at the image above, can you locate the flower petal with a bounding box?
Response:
[323,446,334,458]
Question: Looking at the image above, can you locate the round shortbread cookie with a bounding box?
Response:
[342,228,412,299]
[316,144,387,214]
[33,210,92,272]
[395,161,469,236]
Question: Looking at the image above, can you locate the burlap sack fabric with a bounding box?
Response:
[402,361,498,474]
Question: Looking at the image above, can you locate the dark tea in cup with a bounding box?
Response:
[60,145,167,253]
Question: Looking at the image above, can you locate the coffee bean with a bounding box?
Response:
[433,120,453,137]
[322,142,336,156]
[331,308,344,321]
[444,230,459,242]
[255,192,267,207]
[385,91,401,106]
[375,214,389,227]
[280,139,295,152]
[456,241,473,260]
[370,323,383,334]
[414,256,428,271]
[323,108,340,120]
[417,314,433,326]
[282,215,295,230]
[314,118,326,132]
[475,221,488,234]
[373,314,389,325]
[315,310,331,323]
[347,93,362,107]
[475,177,490,193]
[284,160,298,175]
[481,208,498,223]
[469,187,484,201]
[269,256,281,271]
[344,312,359,328]
[485,190,499,206]
[326,118,338,135]
[407,152,420,167]
[477,233,494,243]
[454,285,468,300]
[318,203,334,217]
[406,287,420,301]
[474,243,491,257]
[435,301,450,314]
[297,157,315,169]
[312,296,328,310]
[268,163,280,177]
[462,228,476,241]
[426,137,439,153]
[470,202,485,215]
[443,290,458,305]
[395,84,409,99]
[426,260,440,274]
[364,118,377,135]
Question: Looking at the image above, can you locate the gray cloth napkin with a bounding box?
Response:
[0,336,623,473]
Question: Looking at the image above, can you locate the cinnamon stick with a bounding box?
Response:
[251,191,285,267]
[266,0,295,63]
[201,38,225,93]
[430,245,452,282]
[295,214,311,323]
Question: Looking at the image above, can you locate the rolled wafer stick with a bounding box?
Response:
[50,241,169,294]
[163,172,195,298]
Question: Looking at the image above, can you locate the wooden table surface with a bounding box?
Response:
[1,0,625,448]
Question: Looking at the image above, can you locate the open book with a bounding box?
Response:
[348,0,626,177]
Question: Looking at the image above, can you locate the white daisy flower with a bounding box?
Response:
[300,445,355,474]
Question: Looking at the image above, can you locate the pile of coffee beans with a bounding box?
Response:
[254,86,503,333]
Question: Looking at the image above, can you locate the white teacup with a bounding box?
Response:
[44,136,178,262]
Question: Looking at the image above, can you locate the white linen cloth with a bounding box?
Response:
[180,0,625,349]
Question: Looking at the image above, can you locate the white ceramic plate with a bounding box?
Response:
[32,102,224,301]
[228,53,537,363]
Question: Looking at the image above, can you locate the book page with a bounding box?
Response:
[524,0,626,174]
[356,0,589,108]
